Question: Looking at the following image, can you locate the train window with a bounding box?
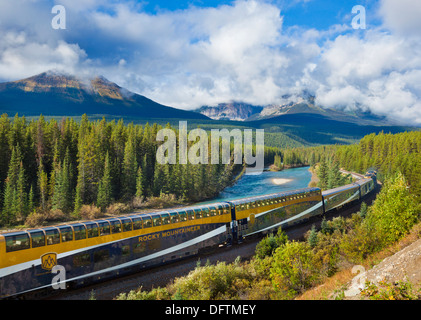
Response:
[73,253,91,267]
[210,208,217,216]
[122,245,130,256]
[152,216,162,227]
[73,225,87,240]
[142,217,152,228]
[121,218,133,232]
[187,210,195,220]
[29,230,45,248]
[133,242,146,254]
[45,228,60,245]
[170,212,179,223]
[5,233,30,252]
[110,220,122,233]
[132,217,143,230]
[94,249,109,263]
[98,222,110,236]
[86,223,99,238]
[162,214,171,225]
[202,208,210,218]
[59,226,73,242]
[178,211,187,221]
[223,206,230,215]
[195,209,202,219]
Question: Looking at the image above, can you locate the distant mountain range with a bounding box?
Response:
[0,71,414,147]
[195,93,392,126]
[0,71,208,120]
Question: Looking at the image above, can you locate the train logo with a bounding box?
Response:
[41,253,57,271]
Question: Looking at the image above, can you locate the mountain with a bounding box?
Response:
[0,71,209,120]
[195,93,395,126]
[197,102,264,121]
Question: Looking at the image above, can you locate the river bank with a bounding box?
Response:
[308,166,319,188]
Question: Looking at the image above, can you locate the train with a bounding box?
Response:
[0,173,376,299]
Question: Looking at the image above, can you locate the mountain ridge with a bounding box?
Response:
[195,95,396,126]
[0,71,209,120]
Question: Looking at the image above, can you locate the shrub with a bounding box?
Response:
[364,172,420,246]
[339,217,383,263]
[361,280,421,300]
[270,241,320,297]
[106,202,131,215]
[255,229,288,259]
[48,209,67,221]
[25,212,46,227]
[79,204,102,220]
[169,259,254,300]
[116,287,171,300]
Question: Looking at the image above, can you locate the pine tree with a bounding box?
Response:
[359,201,368,219]
[153,163,165,196]
[1,146,27,225]
[317,156,329,190]
[52,156,73,213]
[28,185,35,214]
[308,225,318,248]
[38,158,49,212]
[135,166,144,199]
[327,160,342,189]
[122,134,137,200]
[97,152,112,211]
[16,161,28,221]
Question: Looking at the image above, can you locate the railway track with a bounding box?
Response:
[46,184,380,300]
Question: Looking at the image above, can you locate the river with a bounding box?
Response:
[200,166,312,204]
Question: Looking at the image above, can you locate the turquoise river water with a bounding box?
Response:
[200,166,312,204]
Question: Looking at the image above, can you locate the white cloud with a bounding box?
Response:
[0,0,421,125]
[379,0,421,37]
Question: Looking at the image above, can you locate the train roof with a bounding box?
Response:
[321,183,359,196]
[0,201,232,236]
[354,178,372,186]
[228,187,320,206]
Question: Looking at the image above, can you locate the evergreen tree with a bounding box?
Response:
[52,156,73,213]
[122,134,137,200]
[308,225,318,248]
[1,146,28,224]
[327,160,343,189]
[16,161,28,221]
[38,158,49,212]
[317,156,329,190]
[153,163,165,196]
[135,166,144,199]
[359,201,368,218]
[97,152,112,211]
[28,185,35,214]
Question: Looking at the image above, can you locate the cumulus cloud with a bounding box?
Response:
[0,0,420,125]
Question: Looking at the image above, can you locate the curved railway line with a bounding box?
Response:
[49,183,381,300]
[0,170,378,300]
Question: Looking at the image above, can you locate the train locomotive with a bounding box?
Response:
[0,173,376,298]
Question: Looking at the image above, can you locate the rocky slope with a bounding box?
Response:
[344,237,421,299]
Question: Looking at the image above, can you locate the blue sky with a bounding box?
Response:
[0,0,420,125]
[138,0,380,30]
